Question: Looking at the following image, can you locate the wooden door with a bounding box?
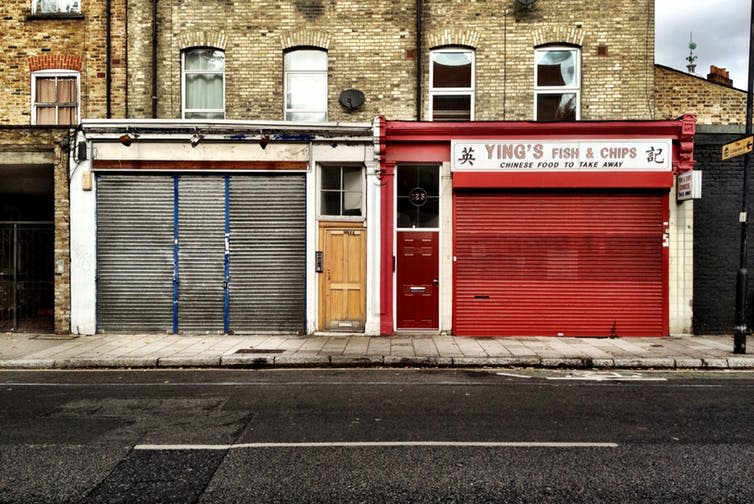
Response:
[319,225,366,331]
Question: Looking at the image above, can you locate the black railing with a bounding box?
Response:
[0,222,54,333]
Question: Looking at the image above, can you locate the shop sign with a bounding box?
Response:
[451,139,672,172]
[676,171,702,201]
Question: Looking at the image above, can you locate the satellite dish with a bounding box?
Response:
[339,89,365,111]
[517,0,538,6]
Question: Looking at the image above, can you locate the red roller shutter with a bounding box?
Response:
[453,190,668,337]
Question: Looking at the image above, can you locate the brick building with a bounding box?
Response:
[655,63,750,334]
[124,0,657,122]
[6,0,700,337]
[0,0,126,333]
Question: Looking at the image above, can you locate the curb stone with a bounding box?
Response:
[157,357,222,368]
[0,359,56,369]
[727,357,754,368]
[674,358,704,368]
[702,358,729,369]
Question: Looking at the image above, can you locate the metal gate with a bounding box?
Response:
[0,222,54,332]
[454,191,668,337]
[96,174,306,334]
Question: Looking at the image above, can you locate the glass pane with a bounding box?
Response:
[321,168,340,190]
[432,95,471,121]
[417,168,439,197]
[37,0,58,12]
[342,167,362,192]
[432,52,472,88]
[286,73,326,110]
[58,106,77,125]
[397,198,418,228]
[36,107,56,125]
[343,192,362,216]
[536,50,575,87]
[57,78,76,102]
[185,49,225,71]
[536,93,576,121]
[285,50,327,71]
[36,78,56,103]
[35,0,77,12]
[286,111,327,122]
[186,74,223,109]
[397,165,418,196]
[185,111,225,119]
[61,0,79,12]
[321,191,341,215]
[417,199,439,228]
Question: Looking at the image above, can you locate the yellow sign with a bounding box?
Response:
[722,135,754,160]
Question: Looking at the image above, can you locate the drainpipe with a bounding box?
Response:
[415,0,422,120]
[151,0,158,118]
[105,0,112,118]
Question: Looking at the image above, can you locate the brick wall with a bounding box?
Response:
[0,0,127,333]
[656,66,750,333]
[127,0,656,121]
[655,65,746,125]
[0,127,71,333]
[691,129,753,334]
[1,0,127,124]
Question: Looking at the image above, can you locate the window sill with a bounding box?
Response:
[27,13,84,21]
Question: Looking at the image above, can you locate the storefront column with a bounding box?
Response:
[380,161,395,335]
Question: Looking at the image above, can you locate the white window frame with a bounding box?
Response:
[429,48,475,121]
[317,164,365,221]
[32,0,80,14]
[284,48,328,122]
[31,70,80,126]
[181,47,226,120]
[534,46,581,121]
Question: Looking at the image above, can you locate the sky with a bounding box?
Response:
[655,0,750,90]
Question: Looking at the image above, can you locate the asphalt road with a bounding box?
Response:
[0,368,753,503]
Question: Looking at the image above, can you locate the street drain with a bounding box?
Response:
[235,348,285,354]
[30,334,80,340]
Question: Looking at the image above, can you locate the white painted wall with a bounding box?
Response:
[669,186,694,335]
[71,135,376,336]
[439,161,453,334]
[69,136,97,335]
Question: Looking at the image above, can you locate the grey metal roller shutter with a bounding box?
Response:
[229,175,306,332]
[178,176,226,333]
[97,175,174,332]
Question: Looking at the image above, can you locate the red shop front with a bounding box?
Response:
[377,117,696,337]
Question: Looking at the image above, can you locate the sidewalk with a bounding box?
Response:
[2,332,754,370]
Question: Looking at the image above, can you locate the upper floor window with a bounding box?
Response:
[31,71,79,125]
[182,48,225,119]
[285,49,328,122]
[429,48,474,121]
[534,47,580,121]
[33,0,80,14]
[319,165,363,218]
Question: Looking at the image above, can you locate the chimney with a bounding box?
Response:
[707,65,733,87]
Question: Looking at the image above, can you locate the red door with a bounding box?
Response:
[396,231,439,329]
